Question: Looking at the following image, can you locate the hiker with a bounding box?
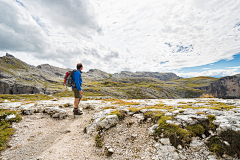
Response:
[72,63,83,115]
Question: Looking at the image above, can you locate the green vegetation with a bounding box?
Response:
[143,111,165,122]
[53,90,74,97]
[0,94,52,102]
[95,134,103,148]
[153,114,218,148]
[128,107,142,114]
[178,103,237,111]
[207,130,240,158]
[175,76,218,88]
[112,99,140,106]
[154,116,192,147]
[0,109,22,152]
[186,124,205,137]
[109,110,127,120]
[103,106,116,110]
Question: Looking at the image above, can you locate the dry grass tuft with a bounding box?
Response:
[200,93,215,98]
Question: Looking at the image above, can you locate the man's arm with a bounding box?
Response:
[74,71,82,91]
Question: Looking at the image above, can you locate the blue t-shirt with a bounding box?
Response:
[72,70,82,91]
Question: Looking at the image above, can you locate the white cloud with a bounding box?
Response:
[176,68,240,78]
[0,0,240,75]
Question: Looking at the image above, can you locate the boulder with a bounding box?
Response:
[149,124,159,135]
[99,115,119,129]
[5,114,16,120]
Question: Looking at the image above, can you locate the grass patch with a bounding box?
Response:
[178,103,237,111]
[186,124,205,137]
[109,110,127,120]
[103,106,116,110]
[0,94,52,102]
[144,105,175,111]
[0,109,22,152]
[207,130,240,158]
[95,134,103,148]
[196,112,207,115]
[200,94,215,98]
[113,100,140,106]
[154,116,192,147]
[177,102,187,104]
[154,115,218,148]
[143,111,165,122]
[128,107,142,114]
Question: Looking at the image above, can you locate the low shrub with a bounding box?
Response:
[109,110,127,120]
[186,124,205,137]
[128,107,142,114]
[154,116,192,147]
[207,130,240,158]
[143,111,164,122]
[0,109,22,152]
[95,134,103,148]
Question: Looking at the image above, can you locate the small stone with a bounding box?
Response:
[147,118,152,122]
[5,114,16,120]
[105,146,114,154]
[202,134,206,139]
[172,151,179,159]
[154,142,162,150]
[132,134,137,138]
[222,154,228,158]
[3,99,10,103]
[207,155,217,160]
[223,141,230,146]
[61,130,71,134]
[177,144,182,150]
[160,138,171,145]
[148,124,158,135]
[209,130,216,136]
[203,150,210,156]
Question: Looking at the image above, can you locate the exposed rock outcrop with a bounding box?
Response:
[207,76,240,98]
[83,69,110,80]
[37,64,70,78]
[0,81,39,94]
[112,71,180,81]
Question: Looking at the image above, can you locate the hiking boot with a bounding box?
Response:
[73,108,83,115]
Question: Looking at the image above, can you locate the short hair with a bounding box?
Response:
[76,63,83,69]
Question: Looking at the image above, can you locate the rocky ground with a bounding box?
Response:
[0,97,240,160]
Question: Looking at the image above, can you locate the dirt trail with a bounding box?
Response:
[1,109,103,160]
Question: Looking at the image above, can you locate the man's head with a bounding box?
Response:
[77,63,83,70]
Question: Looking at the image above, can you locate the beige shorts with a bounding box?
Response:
[72,87,81,98]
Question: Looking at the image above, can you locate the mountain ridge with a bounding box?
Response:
[0,53,239,99]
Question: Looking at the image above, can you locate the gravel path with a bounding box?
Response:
[1,109,103,160]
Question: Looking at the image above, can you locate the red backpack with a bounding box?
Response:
[64,70,77,87]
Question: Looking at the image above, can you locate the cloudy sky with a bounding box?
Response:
[0,0,240,78]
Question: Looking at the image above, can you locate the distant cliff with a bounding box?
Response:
[207,76,240,99]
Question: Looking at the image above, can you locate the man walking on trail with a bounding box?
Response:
[72,63,83,115]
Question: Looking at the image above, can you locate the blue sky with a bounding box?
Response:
[177,53,240,78]
[0,0,240,78]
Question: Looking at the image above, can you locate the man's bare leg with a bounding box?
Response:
[74,98,80,109]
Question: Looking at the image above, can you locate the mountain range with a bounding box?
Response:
[0,53,240,99]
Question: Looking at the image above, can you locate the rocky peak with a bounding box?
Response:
[112,71,180,81]
[36,64,70,78]
[85,69,110,79]
[5,53,15,58]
